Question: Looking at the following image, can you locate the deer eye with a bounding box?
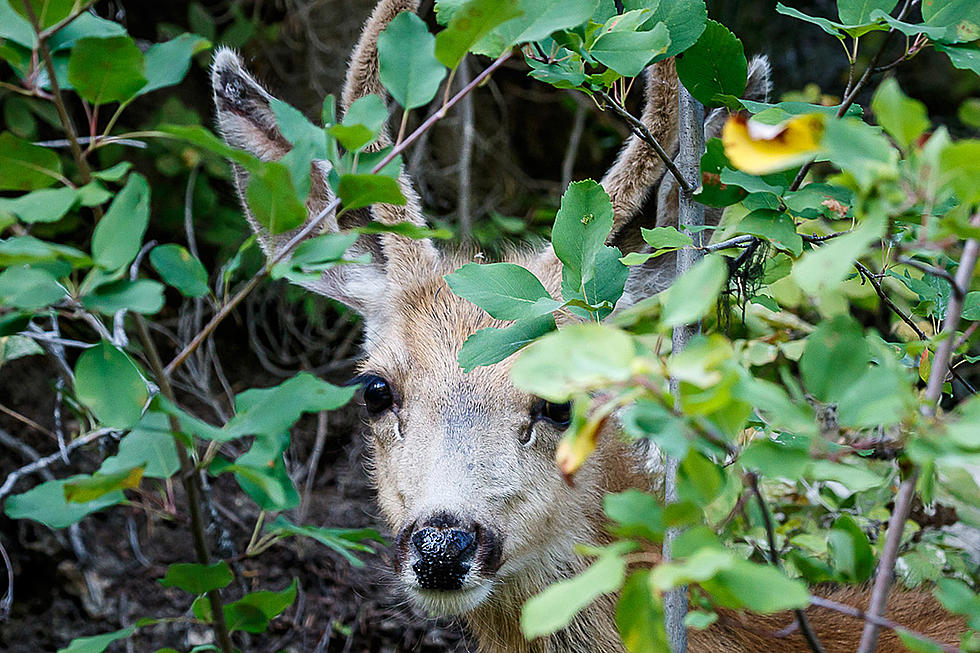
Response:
[360,375,395,416]
[533,399,572,429]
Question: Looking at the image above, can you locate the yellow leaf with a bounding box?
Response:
[555,416,604,480]
[722,113,824,175]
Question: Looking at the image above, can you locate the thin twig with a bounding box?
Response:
[561,103,587,190]
[810,596,961,653]
[858,218,980,652]
[0,537,12,622]
[133,316,235,653]
[0,428,114,501]
[0,403,56,439]
[746,473,826,653]
[595,89,693,194]
[164,50,513,378]
[298,411,329,525]
[33,136,147,149]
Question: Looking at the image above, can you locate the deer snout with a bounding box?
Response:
[397,513,503,591]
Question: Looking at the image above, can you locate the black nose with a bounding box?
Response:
[410,515,479,591]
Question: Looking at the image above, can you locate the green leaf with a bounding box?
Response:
[521,549,627,639]
[640,227,694,249]
[91,161,132,182]
[0,235,91,268]
[0,187,77,223]
[445,262,560,320]
[91,173,150,271]
[775,3,845,36]
[695,138,747,207]
[57,625,138,653]
[222,579,298,633]
[98,412,179,479]
[150,244,209,297]
[836,0,897,26]
[821,118,898,187]
[81,279,166,315]
[0,265,66,309]
[896,631,945,653]
[510,323,634,401]
[159,562,234,594]
[799,315,870,403]
[701,559,810,612]
[791,217,884,295]
[0,131,62,190]
[139,33,211,95]
[336,173,406,211]
[13,0,73,29]
[434,0,522,67]
[498,0,601,48]
[328,94,388,152]
[378,12,447,109]
[67,36,147,105]
[552,180,615,290]
[47,12,126,51]
[644,0,707,57]
[355,221,452,239]
[675,20,746,107]
[604,490,665,542]
[871,78,929,149]
[963,291,980,320]
[220,373,355,440]
[246,162,308,235]
[221,431,299,511]
[64,466,144,503]
[5,474,125,529]
[922,0,979,35]
[737,209,802,256]
[828,514,873,582]
[589,23,670,77]
[265,515,384,568]
[809,460,885,491]
[940,140,980,208]
[616,570,669,653]
[457,312,556,373]
[660,254,728,327]
[837,365,914,428]
[74,341,148,430]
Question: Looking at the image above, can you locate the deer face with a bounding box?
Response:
[351,255,621,615]
[213,0,768,624]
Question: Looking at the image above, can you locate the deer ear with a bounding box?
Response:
[212,47,290,161]
[211,48,390,332]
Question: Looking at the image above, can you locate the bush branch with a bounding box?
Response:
[858,218,980,652]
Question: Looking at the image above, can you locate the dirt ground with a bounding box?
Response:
[0,325,471,653]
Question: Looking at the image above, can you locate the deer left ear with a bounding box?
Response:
[212,47,290,162]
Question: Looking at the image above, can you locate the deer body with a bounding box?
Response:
[211,2,964,651]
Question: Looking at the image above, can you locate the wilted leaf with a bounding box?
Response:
[64,466,144,503]
[722,113,823,175]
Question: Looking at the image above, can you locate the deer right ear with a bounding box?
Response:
[211,48,390,333]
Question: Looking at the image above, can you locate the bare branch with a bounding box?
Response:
[0,428,115,501]
[859,216,980,652]
[811,596,962,653]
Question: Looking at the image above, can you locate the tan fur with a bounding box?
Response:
[212,2,965,651]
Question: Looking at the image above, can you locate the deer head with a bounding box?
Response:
[211,0,771,641]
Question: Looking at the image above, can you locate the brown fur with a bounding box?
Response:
[211,2,965,651]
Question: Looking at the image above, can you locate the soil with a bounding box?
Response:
[0,329,471,653]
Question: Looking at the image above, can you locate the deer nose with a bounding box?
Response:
[409,515,479,591]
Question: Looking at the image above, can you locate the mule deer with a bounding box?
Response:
[211,1,964,651]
